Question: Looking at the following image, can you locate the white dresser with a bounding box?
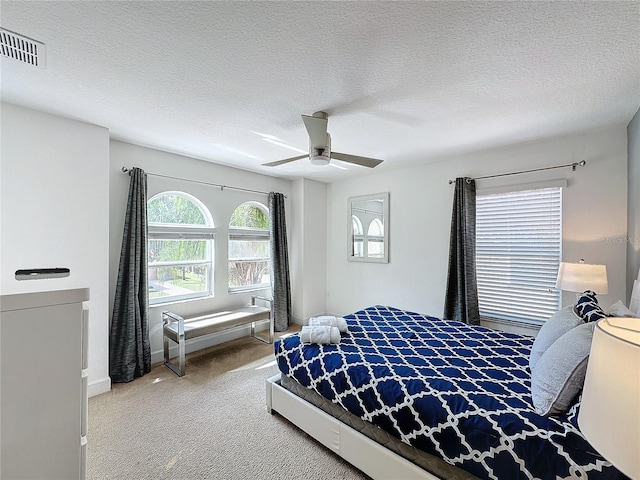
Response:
[1,288,89,480]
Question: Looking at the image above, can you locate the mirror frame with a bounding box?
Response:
[347,192,389,263]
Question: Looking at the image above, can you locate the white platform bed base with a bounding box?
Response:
[266,373,439,480]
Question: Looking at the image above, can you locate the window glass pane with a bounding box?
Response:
[148,193,207,226]
[228,238,270,288]
[149,239,208,263]
[147,191,214,304]
[367,238,384,258]
[228,260,270,288]
[230,204,269,229]
[149,264,210,301]
[228,202,270,290]
[229,238,269,260]
[368,219,384,236]
[367,219,384,258]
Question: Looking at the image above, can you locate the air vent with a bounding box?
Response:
[0,28,45,68]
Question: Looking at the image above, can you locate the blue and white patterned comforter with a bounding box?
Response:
[275,306,627,480]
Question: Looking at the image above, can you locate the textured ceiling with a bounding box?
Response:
[1,1,639,183]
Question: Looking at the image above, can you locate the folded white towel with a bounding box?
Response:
[309,315,348,332]
[300,325,341,345]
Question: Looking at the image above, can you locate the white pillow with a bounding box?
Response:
[530,322,596,416]
[529,306,583,371]
[605,299,636,317]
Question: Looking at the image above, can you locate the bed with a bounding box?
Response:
[266,305,627,480]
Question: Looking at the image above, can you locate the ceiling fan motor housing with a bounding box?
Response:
[309,133,331,165]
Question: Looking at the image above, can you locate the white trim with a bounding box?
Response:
[228,283,270,294]
[477,179,567,195]
[228,227,269,238]
[88,376,111,398]
[481,315,543,329]
[149,230,215,240]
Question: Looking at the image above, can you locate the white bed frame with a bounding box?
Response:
[265,373,439,480]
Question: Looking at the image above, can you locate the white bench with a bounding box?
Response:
[162,295,272,376]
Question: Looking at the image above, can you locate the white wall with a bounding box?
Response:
[109,141,294,365]
[627,107,640,300]
[289,178,327,324]
[326,124,629,318]
[0,103,111,396]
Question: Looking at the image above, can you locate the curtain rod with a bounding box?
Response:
[447,160,586,185]
[121,167,286,197]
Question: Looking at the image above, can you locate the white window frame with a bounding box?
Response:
[228,202,270,294]
[475,185,563,324]
[351,215,364,257]
[147,192,216,305]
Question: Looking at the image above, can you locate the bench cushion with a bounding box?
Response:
[163,305,270,342]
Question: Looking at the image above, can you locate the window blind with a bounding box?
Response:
[476,187,562,323]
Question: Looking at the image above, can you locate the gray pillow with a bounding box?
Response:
[529,306,583,370]
[530,322,595,416]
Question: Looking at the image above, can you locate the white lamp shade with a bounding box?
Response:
[555,262,608,294]
[630,280,640,315]
[578,318,640,479]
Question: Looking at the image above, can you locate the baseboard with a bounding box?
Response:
[480,317,541,337]
[88,376,111,398]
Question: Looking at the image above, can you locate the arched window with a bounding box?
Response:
[228,202,270,292]
[367,218,384,258]
[351,215,364,257]
[147,191,215,304]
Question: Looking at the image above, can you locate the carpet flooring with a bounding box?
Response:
[87,331,370,479]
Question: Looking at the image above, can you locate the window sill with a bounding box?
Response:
[480,315,544,331]
[228,285,270,295]
[149,295,215,308]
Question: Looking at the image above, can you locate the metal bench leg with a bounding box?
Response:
[250,295,273,344]
[269,306,274,343]
[163,312,186,377]
[163,332,170,365]
[251,321,271,344]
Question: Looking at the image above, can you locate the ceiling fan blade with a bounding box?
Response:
[301,114,328,148]
[262,155,308,167]
[332,152,384,168]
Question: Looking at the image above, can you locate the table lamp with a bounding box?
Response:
[555,260,608,295]
[578,317,640,479]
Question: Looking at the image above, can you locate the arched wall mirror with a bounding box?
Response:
[348,192,389,263]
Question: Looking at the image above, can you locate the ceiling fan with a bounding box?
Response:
[262,112,384,169]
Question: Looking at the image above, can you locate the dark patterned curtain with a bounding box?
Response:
[110,167,151,382]
[269,192,291,331]
[443,177,480,325]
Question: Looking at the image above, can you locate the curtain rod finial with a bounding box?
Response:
[571,160,587,171]
[448,178,473,185]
